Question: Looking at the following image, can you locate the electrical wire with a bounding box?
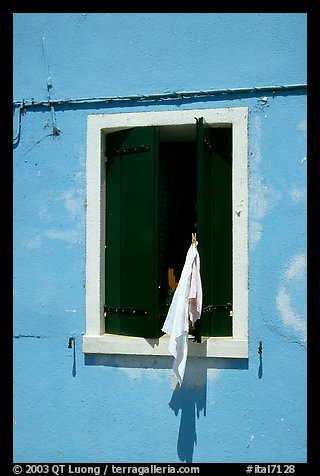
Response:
[13,83,306,145]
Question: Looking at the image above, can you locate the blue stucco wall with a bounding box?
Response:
[13,13,307,463]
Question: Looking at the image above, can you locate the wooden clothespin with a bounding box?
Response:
[191,232,198,248]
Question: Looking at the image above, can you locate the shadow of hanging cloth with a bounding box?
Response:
[169,359,207,463]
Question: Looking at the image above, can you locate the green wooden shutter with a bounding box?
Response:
[105,127,159,338]
[196,118,232,337]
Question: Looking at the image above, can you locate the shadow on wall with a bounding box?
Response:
[85,353,248,463]
[169,358,248,463]
[169,359,207,463]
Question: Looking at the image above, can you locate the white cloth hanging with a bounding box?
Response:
[162,243,202,385]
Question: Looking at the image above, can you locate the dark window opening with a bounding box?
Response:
[158,141,197,327]
[104,122,232,339]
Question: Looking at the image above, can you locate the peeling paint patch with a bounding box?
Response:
[249,116,281,248]
[44,229,81,243]
[250,177,281,221]
[207,369,222,382]
[249,220,263,248]
[66,309,78,313]
[285,254,307,281]
[258,96,269,106]
[254,96,269,112]
[246,434,255,448]
[297,119,307,133]
[276,288,306,335]
[39,205,50,221]
[61,189,85,225]
[291,186,306,203]
[24,235,43,249]
[23,187,86,249]
[276,254,307,342]
[40,188,85,244]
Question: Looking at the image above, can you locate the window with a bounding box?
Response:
[83,108,248,358]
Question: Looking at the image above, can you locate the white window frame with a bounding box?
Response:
[83,107,248,358]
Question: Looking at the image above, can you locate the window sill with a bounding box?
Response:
[82,334,248,358]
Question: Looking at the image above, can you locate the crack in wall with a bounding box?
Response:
[13,335,42,339]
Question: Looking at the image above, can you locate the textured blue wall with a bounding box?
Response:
[13,13,307,463]
[13,13,306,100]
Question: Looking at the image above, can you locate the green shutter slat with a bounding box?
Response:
[105,126,159,338]
[196,118,232,337]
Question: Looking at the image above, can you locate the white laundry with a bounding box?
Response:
[162,243,202,385]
